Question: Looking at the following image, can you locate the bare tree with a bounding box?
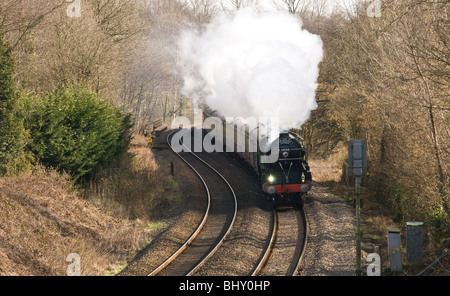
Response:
[272,0,309,15]
[306,0,449,230]
[185,0,217,22]
[221,0,260,10]
[0,0,66,48]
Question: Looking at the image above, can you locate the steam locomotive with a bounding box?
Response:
[203,107,312,208]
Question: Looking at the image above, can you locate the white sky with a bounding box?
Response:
[325,0,360,13]
[270,0,360,14]
[216,0,361,15]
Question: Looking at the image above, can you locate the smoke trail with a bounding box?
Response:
[177,7,323,132]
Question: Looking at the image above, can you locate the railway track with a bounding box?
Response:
[148,129,237,276]
[252,206,308,276]
[147,128,307,276]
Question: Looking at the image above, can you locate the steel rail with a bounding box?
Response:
[292,208,308,276]
[147,129,211,276]
[252,206,308,276]
[148,129,237,276]
[250,208,278,276]
[184,146,238,276]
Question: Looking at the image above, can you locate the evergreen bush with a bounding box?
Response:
[0,35,25,175]
[26,87,131,181]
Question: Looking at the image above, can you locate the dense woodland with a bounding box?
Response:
[304,0,449,244]
[0,0,448,247]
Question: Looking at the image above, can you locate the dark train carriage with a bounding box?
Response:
[202,108,312,208]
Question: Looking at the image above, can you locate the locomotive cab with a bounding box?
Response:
[261,132,312,208]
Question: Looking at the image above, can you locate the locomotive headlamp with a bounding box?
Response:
[268,175,275,183]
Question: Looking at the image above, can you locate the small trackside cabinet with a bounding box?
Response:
[406,222,423,264]
[388,228,402,272]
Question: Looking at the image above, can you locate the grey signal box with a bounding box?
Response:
[348,139,367,178]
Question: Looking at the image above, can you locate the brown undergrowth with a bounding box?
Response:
[309,155,449,276]
[0,134,170,276]
[84,134,174,220]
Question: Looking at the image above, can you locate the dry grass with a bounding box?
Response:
[309,158,343,184]
[309,145,347,183]
[0,134,168,276]
[0,167,153,275]
[84,134,172,221]
[308,149,354,203]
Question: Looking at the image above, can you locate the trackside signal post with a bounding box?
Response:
[349,139,367,276]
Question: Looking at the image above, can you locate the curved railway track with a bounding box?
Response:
[147,128,307,276]
[148,129,238,276]
[252,206,308,276]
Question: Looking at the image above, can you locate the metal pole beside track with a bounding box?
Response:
[355,176,362,276]
[348,139,366,276]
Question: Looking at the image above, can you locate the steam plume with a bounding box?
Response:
[177,7,323,131]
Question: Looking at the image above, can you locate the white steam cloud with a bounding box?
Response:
[177,7,323,131]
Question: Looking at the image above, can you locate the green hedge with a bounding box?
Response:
[25,87,131,181]
[0,35,25,175]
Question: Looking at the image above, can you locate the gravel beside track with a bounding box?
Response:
[299,185,356,276]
